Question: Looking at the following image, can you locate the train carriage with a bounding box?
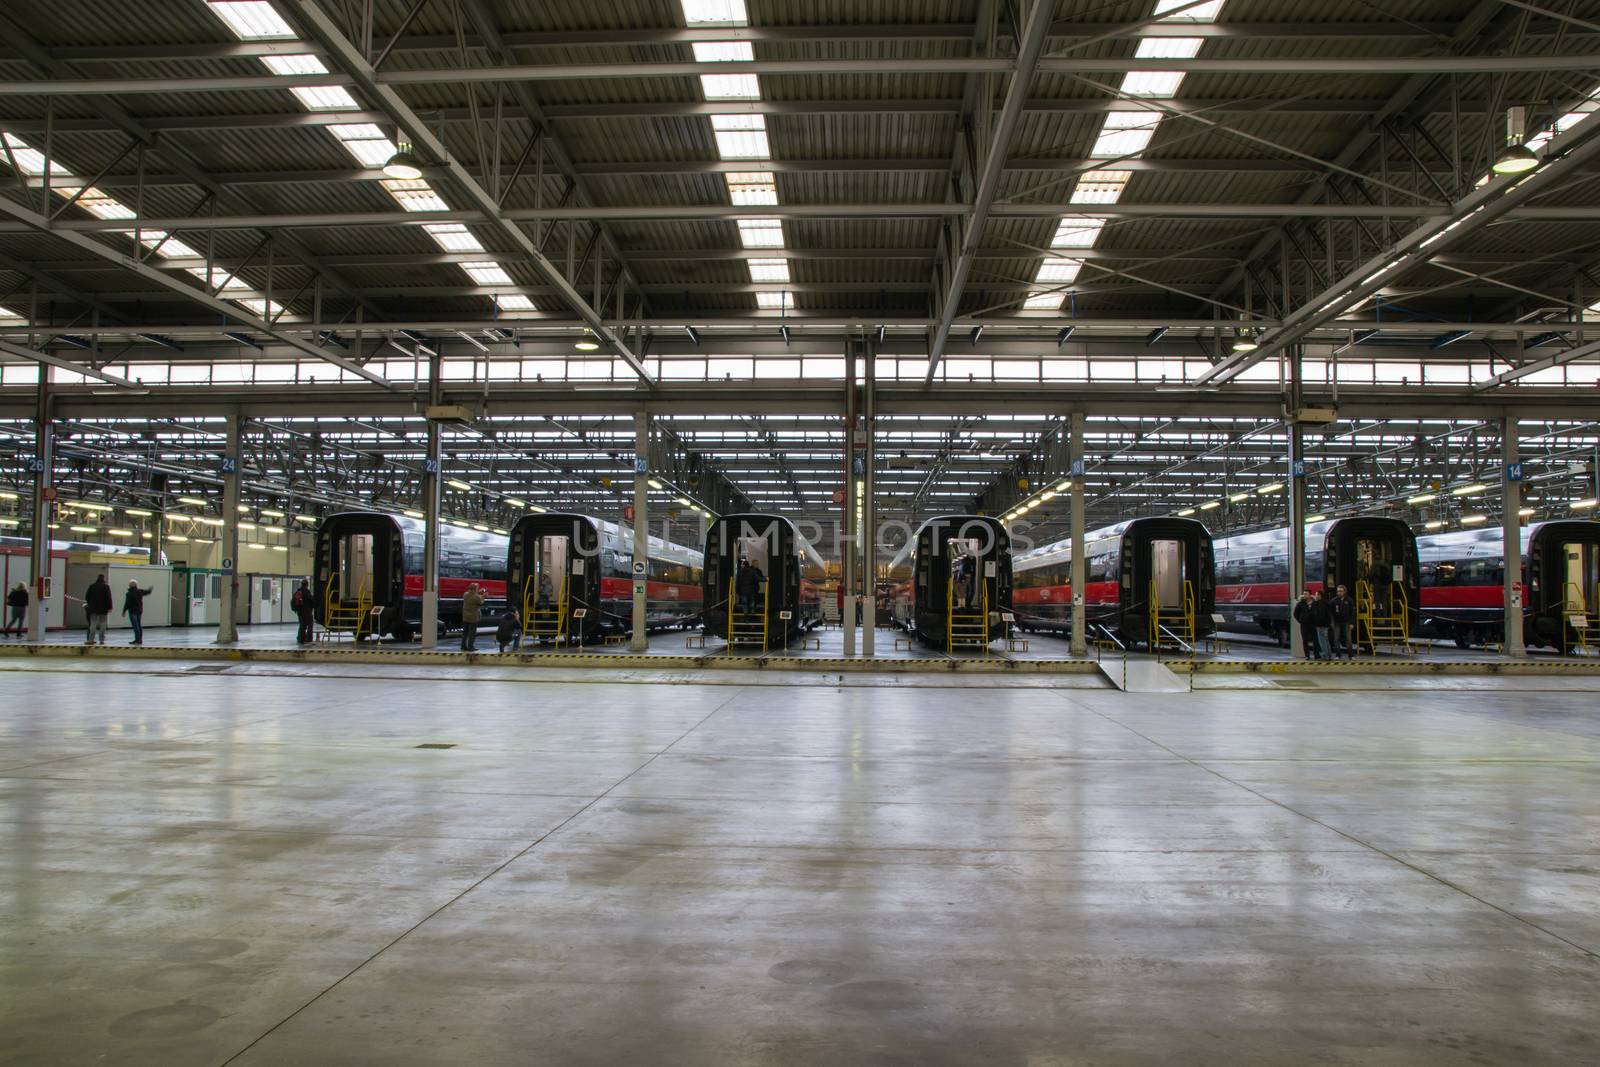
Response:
[1418,520,1600,649]
[507,512,703,643]
[1213,516,1420,646]
[701,513,824,647]
[314,512,507,642]
[1013,517,1215,648]
[905,515,1013,650]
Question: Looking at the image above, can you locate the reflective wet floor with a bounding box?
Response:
[3,665,1599,1065]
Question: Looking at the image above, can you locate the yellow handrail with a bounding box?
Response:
[322,573,372,639]
[947,558,989,650]
[1149,578,1197,652]
[523,570,569,642]
[727,568,769,651]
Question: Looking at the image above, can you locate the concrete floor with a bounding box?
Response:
[4,666,1600,1066]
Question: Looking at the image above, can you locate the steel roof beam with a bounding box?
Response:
[1477,337,1600,389]
[9,52,1600,96]
[0,193,392,387]
[1197,108,1600,386]
[27,201,1600,234]
[283,0,652,385]
[0,337,140,389]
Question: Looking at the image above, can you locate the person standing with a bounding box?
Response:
[121,580,153,645]
[1329,583,1356,660]
[461,582,484,651]
[958,552,977,609]
[735,559,761,614]
[84,575,113,646]
[3,582,26,637]
[1292,590,1318,659]
[537,570,555,609]
[291,579,315,644]
[1310,588,1333,660]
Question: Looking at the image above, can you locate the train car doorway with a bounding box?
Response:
[1563,540,1597,614]
[341,533,375,603]
[1150,539,1185,611]
[534,535,569,609]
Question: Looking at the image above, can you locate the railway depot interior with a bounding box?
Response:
[4,0,1600,1064]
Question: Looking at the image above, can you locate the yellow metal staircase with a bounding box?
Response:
[522,573,569,644]
[1563,581,1598,655]
[1148,579,1196,653]
[946,569,990,651]
[727,575,770,652]
[322,574,373,641]
[1356,579,1410,654]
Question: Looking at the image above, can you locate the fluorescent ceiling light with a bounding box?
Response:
[125,508,154,517]
[505,498,527,508]
[404,509,425,518]
[447,479,473,491]
[177,496,208,506]
[1177,508,1196,516]
[1573,498,1598,510]
[1228,492,1250,502]
[1424,520,1445,529]
[1406,492,1437,504]
[1460,514,1488,525]
[1451,482,1489,496]
[1255,482,1283,495]
[1200,500,1221,511]
[1305,514,1327,523]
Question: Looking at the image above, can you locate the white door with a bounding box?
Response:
[1151,539,1183,609]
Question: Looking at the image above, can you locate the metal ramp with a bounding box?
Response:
[1097,656,1189,692]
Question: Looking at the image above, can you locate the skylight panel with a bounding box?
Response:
[1154,0,1223,19]
[188,266,249,291]
[1071,170,1130,203]
[329,123,386,141]
[726,172,778,205]
[66,188,137,220]
[1,133,55,177]
[236,297,286,317]
[495,294,537,311]
[681,0,749,25]
[1135,37,1204,60]
[711,114,770,159]
[339,135,401,166]
[382,179,451,212]
[1090,114,1157,158]
[423,223,485,252]
[692,41,753,63]
[1052,218,1105,247]
[737,218,785,248]
[291,85,361,111]
[1121,71,1185,97]
[127,231,202,259]
[755,292,791,310]
[747,258,791,283]
[701,73,761,100]
[1035,258,1083,283]
[462,262,515,285]
[262,54,329,76]
[1023,293,1065,310]
[206,1,296,40]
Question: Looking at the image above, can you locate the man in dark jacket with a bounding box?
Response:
[121,580,153,645]
[291,579,315,644]
[4,582,26,636]
[735,559,762,614]
[1292,590,1318,659]
[84,575,113,646]
[1309,589,1333,660]
[1328,583,1356,659]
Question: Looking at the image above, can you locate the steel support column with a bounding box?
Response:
[1502,417,1526,657]
[1069,412,1087,657]
[862,336,877,657]
[843,341,858,656]
[26,372,51,641]
[631,410,649,651]
[1287,424,1307,657]
[216,412,240,644]
[420,352,442,649]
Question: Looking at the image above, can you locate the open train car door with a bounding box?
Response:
[1528,520,1600,648]
[703,514,795,644]
[509,514,602,642]
[1121,518,1214,645]
[1323,517,1420,639]
[315,514,404,636]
